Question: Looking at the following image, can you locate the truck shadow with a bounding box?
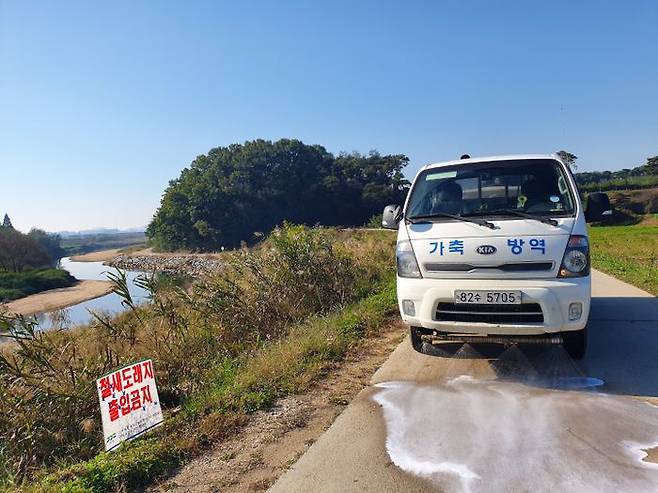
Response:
[423,296,658,397]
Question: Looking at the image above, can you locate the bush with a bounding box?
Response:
[0,269,76,302]
[190,224,374,344]
[366,213,383,228]
[0,289,24,302]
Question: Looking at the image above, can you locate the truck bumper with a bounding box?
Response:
[397,275,590,335]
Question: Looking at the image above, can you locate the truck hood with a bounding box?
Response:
[404,218,574,279]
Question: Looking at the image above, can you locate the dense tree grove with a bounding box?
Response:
[0,217,71,300]
[0,218,64,272]
[27,228,66,261]
[575,155,658,189]
[0,228,52,272]
[147,139,409,250]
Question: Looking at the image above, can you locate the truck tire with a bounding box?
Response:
[562,326,587,360]
[410,326,424,353]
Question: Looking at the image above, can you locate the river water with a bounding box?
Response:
[31,257,149,330]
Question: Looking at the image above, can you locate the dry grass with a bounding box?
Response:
[0,225,396,491]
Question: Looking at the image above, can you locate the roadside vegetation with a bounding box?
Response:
[589,217,658,296]
[0,225,397,492]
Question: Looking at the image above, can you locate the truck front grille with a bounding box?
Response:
[434,302,544,324]
[424,262,554,272]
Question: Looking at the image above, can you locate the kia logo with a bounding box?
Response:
[476,245,497,255]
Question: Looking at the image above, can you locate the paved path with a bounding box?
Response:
[270,270,658,493]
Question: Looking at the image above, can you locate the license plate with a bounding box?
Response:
[454,290,522,304]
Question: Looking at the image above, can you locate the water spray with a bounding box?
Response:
[422,332,563,346]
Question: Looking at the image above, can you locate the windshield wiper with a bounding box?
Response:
[467,209,559,227]
[406,212,495,229]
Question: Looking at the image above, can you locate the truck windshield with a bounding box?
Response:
[406,159,575,220]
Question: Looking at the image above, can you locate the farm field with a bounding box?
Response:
[589,217,658,296]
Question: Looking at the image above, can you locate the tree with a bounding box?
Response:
[0,228,52,272]
[2,214,13,229]
[556,150,578,170]
[644,156,658,175]
[28,229,66,261]
[147,139,410,250]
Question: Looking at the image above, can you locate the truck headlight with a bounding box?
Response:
[559,235,590,277]
[396,240,422,278]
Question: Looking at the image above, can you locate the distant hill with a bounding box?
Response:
[57,227,145,238]
[59,231,146,256]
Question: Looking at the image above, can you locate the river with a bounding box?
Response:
[32,257,150,330]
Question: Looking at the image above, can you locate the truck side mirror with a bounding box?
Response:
[382,204,402,229]
[585,192,612,222]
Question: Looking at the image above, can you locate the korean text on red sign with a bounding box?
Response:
[96,359,163,451]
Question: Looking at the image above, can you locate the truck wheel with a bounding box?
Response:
[562,326,587,360]
[410,326,424,353]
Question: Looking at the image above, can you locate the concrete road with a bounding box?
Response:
[270,270,658,493]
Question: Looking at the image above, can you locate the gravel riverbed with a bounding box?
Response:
[108,255,224,277]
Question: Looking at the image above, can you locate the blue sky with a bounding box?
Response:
[1,1,657,232]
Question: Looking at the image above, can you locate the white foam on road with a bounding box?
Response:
[373,378,658,493]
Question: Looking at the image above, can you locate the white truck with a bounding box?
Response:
[382,154,611,359]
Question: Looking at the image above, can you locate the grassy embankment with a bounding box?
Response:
[0,225,397,492]
[589,216,658,296]
[0,269,76,302]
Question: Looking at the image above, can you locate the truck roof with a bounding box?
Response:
[423,154,561,171]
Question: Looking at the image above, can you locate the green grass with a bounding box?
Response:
[580,175,658,192]
[9,273,397,493]
[589,222,658,296]
[0,269,76,302]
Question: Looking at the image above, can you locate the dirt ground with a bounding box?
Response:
[71,247,226,263]
[126,247,225,259]
[148,321,406,493]
[1,280,113,316]
[70,248,124,262]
